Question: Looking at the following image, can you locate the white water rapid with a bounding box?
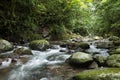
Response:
[8,45,70,80]
[87,42,109,57]
[0,41,110,80]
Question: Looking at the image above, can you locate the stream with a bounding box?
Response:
[7,45,70,80]
[0,42,109,80]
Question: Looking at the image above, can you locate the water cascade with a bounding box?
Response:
[7,45,70,80]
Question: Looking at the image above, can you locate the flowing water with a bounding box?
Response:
[6,45,70,80]
[87,42,109,57]
[0,42,109,80]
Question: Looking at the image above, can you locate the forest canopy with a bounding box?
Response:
[0,0,120,42]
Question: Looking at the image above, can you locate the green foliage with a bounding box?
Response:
[1,0,120,42]
[37,0,83,30]
[73,27,88,36]
[97,0,120,37]
[71,68,120,80]
[107,54,120,67]
[50,24,69,40]
[0,0,85,41]
[0,0,40,41]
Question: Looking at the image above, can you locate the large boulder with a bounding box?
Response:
[79,43,90,49]
[71,68,120,80]
[29,40,49,51]
[0,39,13,52]
[13,47,32,55]
[106,54,120,67]
[68,52,93,67]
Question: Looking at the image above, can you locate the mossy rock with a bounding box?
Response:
[109,36,119,41]
[71,68,120,80]
[95,41,113,49]
[29,39,49,51]
[13,47,32,55]
[0,39,13,52]
[88,61,98,69]
[94,55,107,66]
[109,47,120,55]
[113,40,120,47]
[68,52,93,67]
[79,43,90,49]
[106,54,120,67]
[67,42,79,50]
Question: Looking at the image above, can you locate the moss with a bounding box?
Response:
[79,43,90,49]
[113,40,120,46]
[0,39,13,52]
[114,48,120,53]
[68,52,93,67]
[13,48,32,55]
[109,36,119,41]
[95,55,107,66]
[71,68,120,80]
[110,48,120,55]
[71,52,92,63]
[29,39,49,50]
[30,40,49,46]
[106,54,120,67]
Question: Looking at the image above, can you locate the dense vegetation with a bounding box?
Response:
[96,0,120,37]
[0,0,120,42]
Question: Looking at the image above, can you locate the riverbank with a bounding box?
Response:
[0,36,120,80]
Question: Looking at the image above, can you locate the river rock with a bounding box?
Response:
[71,68,120,80]
[60,44,67,48]
[109,47,120,55]
[59,49,67,52]
[88,61,98,69]
[68,52,93,67]
[49,45,59,49]
[29,39,49,51]
[79,42,90,49]
[95,41,113,49]
[93,36,103,40]
[13,47,32,55]
[65,42,85,52]
[113,40,120,47]
[59,40,78,49]
[66,50,75,54]
[0,39,13,52]
[94,55,107,66]
[108,36,119,41]
[67,43,79,50]
[106,54,120,67]
[0,53,19,59]
[0,59,2,65]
